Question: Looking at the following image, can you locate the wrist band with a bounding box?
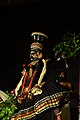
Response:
[56,111,62,116]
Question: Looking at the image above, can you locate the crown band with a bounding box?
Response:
[31,32,48,39]
[30,42,43,50]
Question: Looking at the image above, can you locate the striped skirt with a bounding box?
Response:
[11,82,71,120]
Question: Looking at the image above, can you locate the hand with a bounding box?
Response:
[31,84,42,96]
[53,108,61,115]
[21,68,26,76]
[32,84,41,90]
[11,90,15,94]
[28,92,33,101]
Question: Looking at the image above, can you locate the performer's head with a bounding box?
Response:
[58,71,67,82]
[30,32,48,61]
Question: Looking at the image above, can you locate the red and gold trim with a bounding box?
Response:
[12,91,70,120]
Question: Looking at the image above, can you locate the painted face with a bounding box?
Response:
[30,49,42,61]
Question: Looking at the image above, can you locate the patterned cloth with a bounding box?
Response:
[12,82,71,120]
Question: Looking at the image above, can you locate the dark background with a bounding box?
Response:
[0,0,79,119]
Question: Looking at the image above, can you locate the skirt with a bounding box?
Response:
[11,81,72,120]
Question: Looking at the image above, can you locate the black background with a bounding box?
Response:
[0,1,79,118]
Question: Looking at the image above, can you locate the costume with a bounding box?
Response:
[11,32,72,120]
[0,90,9,103]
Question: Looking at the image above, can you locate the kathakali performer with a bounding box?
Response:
[11,32,72,120]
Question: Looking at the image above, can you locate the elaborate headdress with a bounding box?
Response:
[30,32,48,51]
